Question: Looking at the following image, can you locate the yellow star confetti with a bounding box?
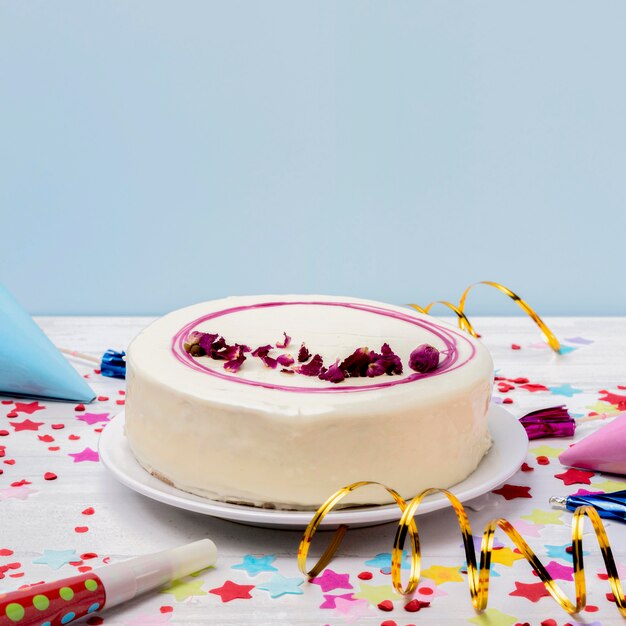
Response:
[159,578,207,601]
[420,564,464,585]
[530,445,564,458]
[353,583,399,606]
[521,508,564,526]
[585,401,621,416]
[468,607,518,626]
[592,478,626,493]
[489,547,525,567]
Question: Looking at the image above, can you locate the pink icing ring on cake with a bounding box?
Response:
[171,300,476,393]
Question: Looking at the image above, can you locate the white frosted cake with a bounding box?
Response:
[124,295,493,510]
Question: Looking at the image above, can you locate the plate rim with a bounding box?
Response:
[99,404,528,529]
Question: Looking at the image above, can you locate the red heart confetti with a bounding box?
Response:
[82,507,95,515]
[357,571,373,580]
[74,404,86,412]
[74,526,89,533]
[97,396,109,401]
[51,424,65,430]
[377,600,394,611]
[44,472,57,480]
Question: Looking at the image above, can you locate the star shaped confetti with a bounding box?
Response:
[592,478,626,492]
[231,554,278,577]
[333,597,371,622]
[554,468,595,485]
[509,580,550,602]
[363,551,410,574]
[585,401,621,416]
[492,484,532,500]
[510,519,544,537]
[77,412,110,425]
[0,485,36,501]
[209,580,254,602]
[530,445,565,458]
[468,607,518,626]
[310,568,353,592]
[160,577,207,601]
[68,447,99,463]
[490,547,525,567]
[521,509,564,526]
[320,593,356,609]
[353,583,399,606]
[532,560,574,581]
[545,543,588,561]
[33,549,78,570]
[10,419,44,432]
[256,573,304,598]
[420,564,464,585]
[549,383,583,397]
[13,401,45,414]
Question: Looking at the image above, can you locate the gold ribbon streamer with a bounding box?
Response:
[298,482,626,617]
[409,281,561,353]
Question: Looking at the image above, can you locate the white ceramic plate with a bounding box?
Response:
[99,404,527,529]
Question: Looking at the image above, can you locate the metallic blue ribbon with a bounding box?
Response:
[100,350,126,379]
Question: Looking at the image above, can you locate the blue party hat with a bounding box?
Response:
[0,284,95,402]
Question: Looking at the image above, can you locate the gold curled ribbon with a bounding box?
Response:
[409,281,561,353]
[298,482,626,617]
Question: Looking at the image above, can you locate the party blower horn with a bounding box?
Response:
[0,539,217,626]
[550,491,626,523]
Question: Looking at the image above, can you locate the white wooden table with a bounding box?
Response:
[2,316,626,626]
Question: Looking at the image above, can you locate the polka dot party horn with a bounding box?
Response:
[0,539,217,626]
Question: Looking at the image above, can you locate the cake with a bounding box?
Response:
[124,295,493,510]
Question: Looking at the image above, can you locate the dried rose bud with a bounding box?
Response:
[186,331,205,346]
[409,344,440,373]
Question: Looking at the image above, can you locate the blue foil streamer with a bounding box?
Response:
[566,490,626,522]
[100,350,126,379]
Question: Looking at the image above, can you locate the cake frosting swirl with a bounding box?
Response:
[124,295,493,509]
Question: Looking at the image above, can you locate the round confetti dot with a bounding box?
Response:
[84,579,98,591]
[61,612,76,624]
[5,603,25,621]
[33,594,50,610]
[87,603,100,613]
[536,455,550,465]
[59,587,74,601]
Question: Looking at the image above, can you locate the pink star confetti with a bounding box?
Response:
[76,412,110,425]
[68,447,99,463]
[311,568,353,592]
[0,485,37,501]
[532,560,575,582]
[334,597,371,622]
[320,593,356,609]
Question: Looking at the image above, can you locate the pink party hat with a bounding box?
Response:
[559,412,626,476]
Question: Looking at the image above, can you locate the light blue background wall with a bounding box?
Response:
[1,2,625,315]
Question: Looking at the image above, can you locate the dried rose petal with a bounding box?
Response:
[366,357,387,377]
[380,343,403,375]
[277,354,294,367]
[409,344,440,373]
[340,347,371,377]
[276,332,291,349]
[224,347,247,373]
[298,354,324,376]
[281,368,295,375]
[197,333,219,356]
[251,344,278,369]
[319,360,346,383]
[297,343,311,362]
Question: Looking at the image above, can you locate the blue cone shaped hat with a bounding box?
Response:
[0,284,95,402]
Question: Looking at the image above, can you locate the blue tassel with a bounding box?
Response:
[100,350,126,379]
[551,490,626,523]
